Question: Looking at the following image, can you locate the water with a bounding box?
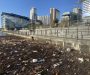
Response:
[0,31,6,36]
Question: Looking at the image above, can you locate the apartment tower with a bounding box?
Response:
[30,7,37,20]
[50,8,60,27]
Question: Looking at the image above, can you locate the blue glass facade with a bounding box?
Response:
[1,12,30,30]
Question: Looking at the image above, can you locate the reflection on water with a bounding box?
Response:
[0,31,7,36]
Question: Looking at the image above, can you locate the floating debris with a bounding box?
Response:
[53,63,60,68]
[31,59,38,63]
[21,66,25,71]
[7,65,10,68]
[78,58,84,63]
[14,50,18,53]
[66,48,71,52]
[33,50,38,53]
[85,58,89,62]
[0,36,90,75]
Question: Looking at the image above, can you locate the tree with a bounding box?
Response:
[24,24,31,29]
[80,0,87,2]
[53,19,59,27]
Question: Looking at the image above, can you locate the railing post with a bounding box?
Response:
[27,31,28,36]
[41,30,42,36]
[81,31,83,39]
[36,30,37,35]
[68,26,69,34]
[28,31,29,36]
[50,29,52,36]
[88,24,89,34]
[77,27,78,40]
[29,30,30,35]
[55,29,57,35]
[38,30,39,35]
[45,29,47,36]
[57,29,58,37]
[65,29,67,38]
[18,31,19,35]
[26,31,27,36]
[33,30,35,35]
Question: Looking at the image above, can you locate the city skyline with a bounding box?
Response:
[0,0,85,28]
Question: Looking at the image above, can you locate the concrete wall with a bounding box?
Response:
[5,25,90,52]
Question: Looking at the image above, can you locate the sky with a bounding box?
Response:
[0,0,78,28]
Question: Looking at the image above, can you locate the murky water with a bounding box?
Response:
[0,31,7,36]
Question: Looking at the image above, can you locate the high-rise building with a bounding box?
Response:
[37,16,50,25]
[50,8,60,27]
[30,7,37,21]
[82,0,90,16]
[61,10,82,27]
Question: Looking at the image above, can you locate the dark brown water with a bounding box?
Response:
[0,36,90,75]
[0,31,7,36]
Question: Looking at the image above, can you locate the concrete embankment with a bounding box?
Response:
[5,32,90,53]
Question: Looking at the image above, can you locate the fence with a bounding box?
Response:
[7,25,90,40]
[5,26,90,51]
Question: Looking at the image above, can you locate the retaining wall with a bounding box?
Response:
[5,32,90,53]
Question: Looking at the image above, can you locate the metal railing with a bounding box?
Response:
[7,26,90,40]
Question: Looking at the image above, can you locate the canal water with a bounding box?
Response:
[0,31,7,36]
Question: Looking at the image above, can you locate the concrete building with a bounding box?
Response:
[1,12,30,30]
[83,16,90,24]
[61,12,71,27]
[61,8,82,27]
[37,16,50,26]
[73,8,82,14]
[72,8,82,21]
[82,0,90,16]
[30,7,37,21]
[50,8,60,27]
[62,12,71,19]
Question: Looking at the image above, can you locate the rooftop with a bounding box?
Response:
[1,12,30,21]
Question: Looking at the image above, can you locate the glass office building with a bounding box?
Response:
[1,12,30,30]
